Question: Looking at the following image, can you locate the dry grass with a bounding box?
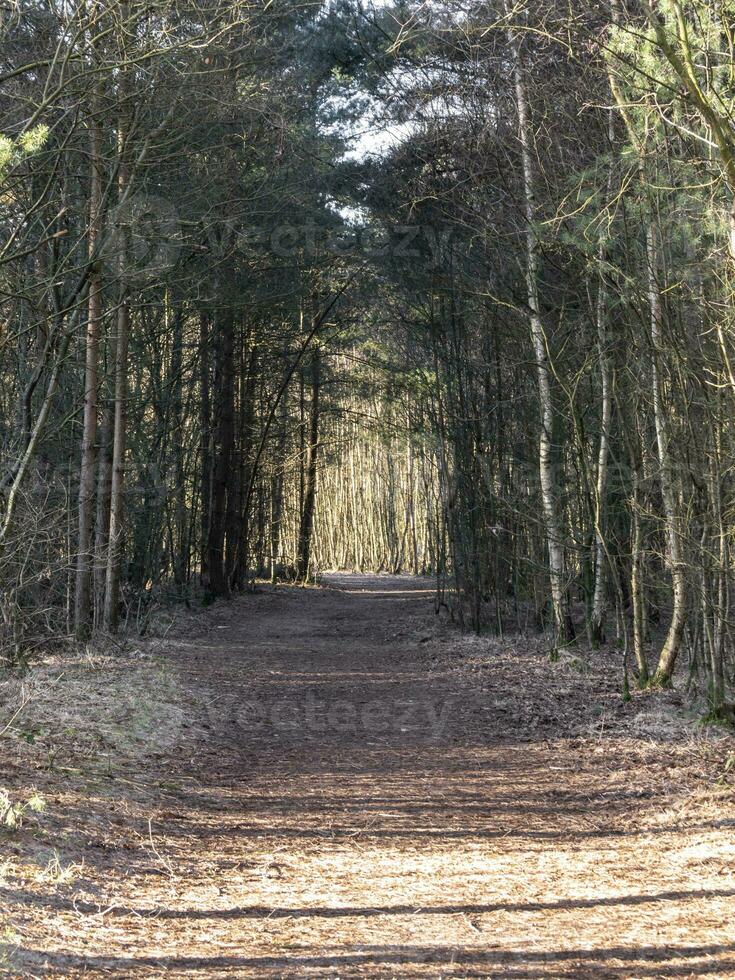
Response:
[0,644,204,776]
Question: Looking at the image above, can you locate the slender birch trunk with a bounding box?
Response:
[608,59,687,685]
[707,421,727,714]
[590,109,616,646]
[627,412,650,684]
[647,218,687,685]
[506,3,573,643]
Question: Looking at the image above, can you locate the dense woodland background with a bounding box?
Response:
[2,0,735,716]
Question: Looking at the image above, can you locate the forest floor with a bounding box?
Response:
[1,573,735,978]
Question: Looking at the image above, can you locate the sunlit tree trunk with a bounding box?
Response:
[647,218,687,685]
[590,109,616,646]
[270,378,289,582]
[296,344,321,581]
[506,4,573,643]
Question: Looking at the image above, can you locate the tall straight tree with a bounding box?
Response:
[103,37,132,633]
[296,341,321,581]
[74,45,104,639]
[504,1,573,643]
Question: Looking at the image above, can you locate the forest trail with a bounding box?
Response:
[8,574,735,979]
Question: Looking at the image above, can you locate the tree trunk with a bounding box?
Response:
[170,302,187,594]
[229,343,258,590]
[74,85,103,639]
[647,220,687,685]
[103,69,131,634]
[94,387,114,626]
[629,438,650,684]
[590,108,616,646]
[296,344,321,581]
[269,364,289,582]
[207,306,235,598]
[506,5,573,644]
[199,311,212,587]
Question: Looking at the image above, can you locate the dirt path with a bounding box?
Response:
[4,574,735,978]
